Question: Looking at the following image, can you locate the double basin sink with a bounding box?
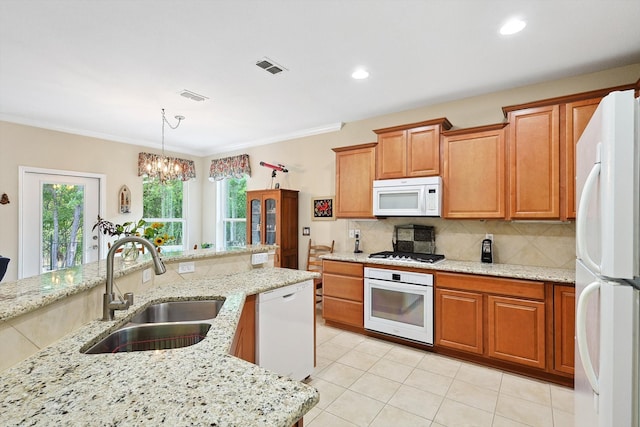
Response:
[82,300,225,354]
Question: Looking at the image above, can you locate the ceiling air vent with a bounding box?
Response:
[256,57,288,75]
[180,90,209,102]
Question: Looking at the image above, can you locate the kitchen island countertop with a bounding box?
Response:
[0,267,319,426]
[323,252,575,284]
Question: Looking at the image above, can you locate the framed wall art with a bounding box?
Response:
[311,196,335,221]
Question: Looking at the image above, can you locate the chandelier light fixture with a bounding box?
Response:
[141,109,185,184]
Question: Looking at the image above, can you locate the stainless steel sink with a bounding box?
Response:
[128,299,225,324]
[82,323,211,354]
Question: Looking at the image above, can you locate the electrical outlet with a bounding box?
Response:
[349,229,355,238]
[178,262,195,274]
[251,253,269,265]
[142,268,152,283]
[485,233,494,242]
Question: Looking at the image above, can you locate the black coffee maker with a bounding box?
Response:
[481,239,493,263]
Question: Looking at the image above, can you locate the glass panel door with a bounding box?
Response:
[250,198,262,244]
[20,169,102,279]
[265,198,276,245]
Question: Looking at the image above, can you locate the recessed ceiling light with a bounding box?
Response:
[351,69,370,80]
[500,18,526,35]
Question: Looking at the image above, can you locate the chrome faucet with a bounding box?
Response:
[103,236,166,321]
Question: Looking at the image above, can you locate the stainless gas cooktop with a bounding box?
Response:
[368,251,445,264]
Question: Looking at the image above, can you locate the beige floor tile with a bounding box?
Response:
[553,408,575,427]
[338,349,381,371]
[370,404,433,427]
[416,352,462,378]
[404,367,453,396]
[550,384,574,414]
[317,362,365,388]
[388,384,443,420]
[353,337,394,357]
[491,415,530,427]
[445,379,498,413]
[433,398,494,427]
[307,410,358,427]
[306,377,347,410]
[328,330,368,348]
[495,394,553,427]
[455,362,503,392]
[313,355,333,376]
[303,406,322,424]
[383,345,426,367]
[326,389,385,427]
[368,357,414,383]
[500,373,551,405]
[317,340,352,361]
[349,372,402,403]
[316,325,342,344]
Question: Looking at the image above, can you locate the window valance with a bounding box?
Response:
[209,154,251,181]
[137,152,196,182]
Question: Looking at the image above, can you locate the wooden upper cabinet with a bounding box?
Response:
[442,124,507,218]
[562,98,601,219]
[374,118,452,179]
[333,143,376,219]
[507,105,560,219]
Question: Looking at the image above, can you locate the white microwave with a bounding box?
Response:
[373,176,442,217]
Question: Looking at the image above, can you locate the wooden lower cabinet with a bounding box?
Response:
[434,272,575,383]
[435,288,483,354]
[487,295,546,369]
[231,294,256,363]
[322,260,364,328]
[553,285,575,375]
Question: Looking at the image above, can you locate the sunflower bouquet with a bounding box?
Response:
[142,222,174,247]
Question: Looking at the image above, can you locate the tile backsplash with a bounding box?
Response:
[353,218,576,270]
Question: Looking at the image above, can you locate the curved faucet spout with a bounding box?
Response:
[103,236,167,321]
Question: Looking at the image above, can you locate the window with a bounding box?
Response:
[143,178,186,250]
[217,177,247,249]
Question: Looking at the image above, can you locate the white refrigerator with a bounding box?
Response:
[575,89,640,427]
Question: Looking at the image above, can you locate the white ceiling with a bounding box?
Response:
[1,1,639,157]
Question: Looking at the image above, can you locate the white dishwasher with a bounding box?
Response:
[256,280,314,381]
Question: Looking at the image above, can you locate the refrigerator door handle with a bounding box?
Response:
[576,152,601,274]
[576,279,601,395]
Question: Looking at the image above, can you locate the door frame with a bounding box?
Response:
[18,166,106,278]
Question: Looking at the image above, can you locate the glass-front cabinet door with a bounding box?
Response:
[250,197,262,244]
[265,198,276,245]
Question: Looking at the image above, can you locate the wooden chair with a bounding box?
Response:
[306,239,334,304]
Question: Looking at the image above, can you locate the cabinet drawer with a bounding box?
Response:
[322,297,363,327]
[323,260,363,277]
[323,274,363,301]
[437,272,544,300]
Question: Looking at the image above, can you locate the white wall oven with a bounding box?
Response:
[364,267,433,345]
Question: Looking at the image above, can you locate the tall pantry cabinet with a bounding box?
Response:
[246,189,299,269]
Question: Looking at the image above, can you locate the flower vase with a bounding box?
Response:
[121,242,140,264]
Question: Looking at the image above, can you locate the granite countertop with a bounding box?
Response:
[0,245,276,322]
[0,267,320,426]
[323,252,575,284]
